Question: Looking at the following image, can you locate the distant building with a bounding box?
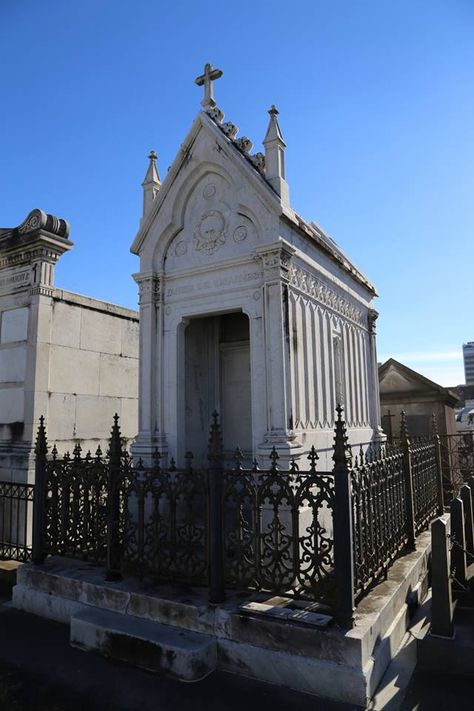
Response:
[379,358,458,441]
[463,342,474,385]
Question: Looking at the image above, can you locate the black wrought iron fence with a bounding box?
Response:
[439,431,474,497]
[20,406,446,627]
[351,450,408,598]
[222,447,335,602]
[0,480,34,562]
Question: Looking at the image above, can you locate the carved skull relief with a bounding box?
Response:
[193,210,226,255]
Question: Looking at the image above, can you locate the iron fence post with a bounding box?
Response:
[208,411,225,604]
[432,415,444,515]
[450,496,467,588]
[106,414,123,581]
[333,405,355,627]
[460,483,474,555]
[32,417,48,565]
[400,412,416,550]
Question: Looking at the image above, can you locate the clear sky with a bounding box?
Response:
[1,0,472,386]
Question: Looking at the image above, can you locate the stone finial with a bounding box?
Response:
[195,63,223,108]
[141,150,161,219]
[263,105,290,207]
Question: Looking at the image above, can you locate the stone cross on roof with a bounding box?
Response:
[195,63,223,108]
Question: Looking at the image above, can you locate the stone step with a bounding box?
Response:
[70,608,217,681]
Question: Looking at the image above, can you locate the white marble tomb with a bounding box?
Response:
[131,65,382,469]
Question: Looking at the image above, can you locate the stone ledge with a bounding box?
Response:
[71,607,217,681]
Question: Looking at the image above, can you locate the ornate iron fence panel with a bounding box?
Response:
[411,442,438,535]
[120,458,208,586]
[222,452,335,602]
[351,451,407,598]
[0,480,35,562]
[439,432,474,496]
[44,448,109,563]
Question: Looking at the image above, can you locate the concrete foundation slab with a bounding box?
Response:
[12,531,432,707]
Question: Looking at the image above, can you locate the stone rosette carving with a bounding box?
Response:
[174,241,187,257]
[202,183,216,199]
[193,210,226,255]
[233,226,247,243]
[289,265,364,326]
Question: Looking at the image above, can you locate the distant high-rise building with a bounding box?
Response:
[463,342,474,385]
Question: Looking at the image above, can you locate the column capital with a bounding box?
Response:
[133,272,162,305]
[255,241,295,282]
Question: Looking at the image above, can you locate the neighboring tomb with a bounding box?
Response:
[0,209,139,481]
[379,358,458,441]
[131,67,382,468]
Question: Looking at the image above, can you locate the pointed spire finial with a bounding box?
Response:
[263,104,289,206]
[141,150,161,219]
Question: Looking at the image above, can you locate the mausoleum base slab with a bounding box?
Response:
[12,533,431,707]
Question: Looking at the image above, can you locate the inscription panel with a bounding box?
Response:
[0,267,31,296]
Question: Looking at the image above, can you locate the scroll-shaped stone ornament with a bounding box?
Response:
[17,209,69,239]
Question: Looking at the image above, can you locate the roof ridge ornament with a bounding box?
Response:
[195,63,223,109]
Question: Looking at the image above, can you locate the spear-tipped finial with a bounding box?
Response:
[333,404,351,468]
[400,410,410,446]
[35,416,48,458]
[208,410,223,462]
[307,445,319,471]
[269,446,279,471]
[109,413,123,459]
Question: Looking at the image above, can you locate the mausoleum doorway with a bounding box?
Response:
[184,311,251,466]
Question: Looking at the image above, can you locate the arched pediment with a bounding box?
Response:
[154,165,262,274]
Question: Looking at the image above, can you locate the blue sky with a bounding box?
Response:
[1,0,472,386]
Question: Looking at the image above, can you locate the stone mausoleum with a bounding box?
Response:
[131,65,382,468]
[0,209,139,481]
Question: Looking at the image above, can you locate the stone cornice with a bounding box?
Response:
[288,263,366,328]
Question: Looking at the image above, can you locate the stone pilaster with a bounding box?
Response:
[255,242,301,462]
[131,272,167,463]
[368,308,384,439]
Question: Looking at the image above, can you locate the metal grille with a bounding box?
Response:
[411,442,438,535]
[222,451,335,601]
[120,457,208,586]
[44,448,108,563]
[351,451,407,598]
[439,432,474,496]
[0,480,35,562]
